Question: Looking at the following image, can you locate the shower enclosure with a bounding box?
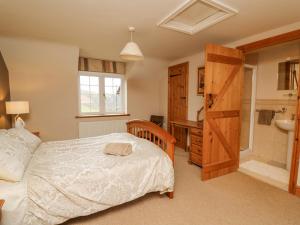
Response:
[240,65,257,155]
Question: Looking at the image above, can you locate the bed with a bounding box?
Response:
[0,120,175,225]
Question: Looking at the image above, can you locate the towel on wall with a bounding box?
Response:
[104,143,133,156]
[258,110,275,125]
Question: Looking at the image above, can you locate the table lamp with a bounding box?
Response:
[5,101,29,128]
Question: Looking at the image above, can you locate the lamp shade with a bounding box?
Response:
[5,101,29,115]
[120,41,144,61]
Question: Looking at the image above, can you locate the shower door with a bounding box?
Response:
[240,65,256,153]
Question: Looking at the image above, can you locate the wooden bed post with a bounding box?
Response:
[166,141,175,199]
[126,120,176,199]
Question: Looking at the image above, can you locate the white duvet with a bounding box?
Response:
[2,133,174,225]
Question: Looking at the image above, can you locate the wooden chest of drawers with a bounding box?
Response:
[189,123,203,166]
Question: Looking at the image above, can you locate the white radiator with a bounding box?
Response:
[79,119,128,138]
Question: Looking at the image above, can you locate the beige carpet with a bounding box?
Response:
[65,149,300,225]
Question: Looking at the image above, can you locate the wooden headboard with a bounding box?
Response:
[0,51,11,129]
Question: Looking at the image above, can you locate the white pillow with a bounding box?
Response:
[0,132,32,182]
[8,128,41,153]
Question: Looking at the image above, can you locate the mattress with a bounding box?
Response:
[2,132,174,225]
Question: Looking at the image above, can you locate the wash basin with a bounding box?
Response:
[275,119,295,131]
[275,119,295,171]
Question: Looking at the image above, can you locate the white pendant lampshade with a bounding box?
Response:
[120,27,144,61]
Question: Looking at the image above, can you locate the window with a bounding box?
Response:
[79,72,126,115]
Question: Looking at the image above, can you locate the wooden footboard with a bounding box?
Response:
[126,120,176,198]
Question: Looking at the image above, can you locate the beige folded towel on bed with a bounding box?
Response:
[104,143,133,156]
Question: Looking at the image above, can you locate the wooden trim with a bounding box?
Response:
[289,118,300,194]
[207,119,235,159]
[76,114,130,118]
[289,133,298,193]
[289,62,300,194]
[237,29,300,53]
[212,65,241,109]
[126,120,176,199]
[207,53,243,65]
[206,110,240,119]
[202,159,236,173]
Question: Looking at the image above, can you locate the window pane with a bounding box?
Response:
[105,77,113,86]
[81,103,91,113]
[104,77,122,113]
[80,76,89,85]
[79,75,100,114]
[90,76,99,85]
[90,94,99,106]
[113,78,121,86]
[80,94,90,104]
[80,85,90,93]
[79,74,125,115]
[90,86,99,94]
[105,86,113,95]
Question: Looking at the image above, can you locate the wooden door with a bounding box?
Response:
[168,62,188,149]
[202,44,244,180]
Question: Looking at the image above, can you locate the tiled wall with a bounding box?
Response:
[252,99,296,166]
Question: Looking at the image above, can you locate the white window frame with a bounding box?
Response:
[78,71,127,115]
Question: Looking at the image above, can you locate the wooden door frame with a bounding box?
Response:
[167,62,189,145]
[237,29,300,196]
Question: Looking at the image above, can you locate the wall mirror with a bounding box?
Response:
[277,59,299,90]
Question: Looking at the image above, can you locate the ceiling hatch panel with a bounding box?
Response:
[158,0,238,35]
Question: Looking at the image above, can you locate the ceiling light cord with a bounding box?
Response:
[129,26,135,42]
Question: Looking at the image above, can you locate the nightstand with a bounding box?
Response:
[0,199,4,222]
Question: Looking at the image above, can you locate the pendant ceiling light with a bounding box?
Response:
[120,27,144,61]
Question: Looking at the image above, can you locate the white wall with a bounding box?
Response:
[126,57,169,120]
[0,37,80,141]
[0,37,170,141]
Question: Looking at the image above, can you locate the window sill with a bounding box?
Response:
[75,113,130,119]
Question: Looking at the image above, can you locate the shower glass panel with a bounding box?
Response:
[240,67,255,151]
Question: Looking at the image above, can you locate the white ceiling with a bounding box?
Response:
[0,0,300,61]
